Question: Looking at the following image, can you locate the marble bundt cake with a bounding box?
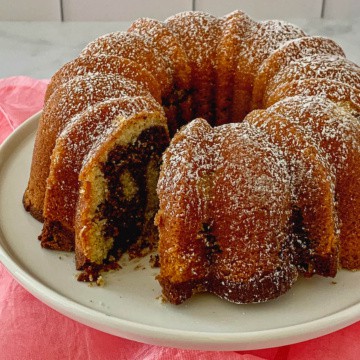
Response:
[23,10,360,304]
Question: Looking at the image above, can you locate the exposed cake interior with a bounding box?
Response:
[75,116,168,272]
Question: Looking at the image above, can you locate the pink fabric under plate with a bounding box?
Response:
[1,76,360,360]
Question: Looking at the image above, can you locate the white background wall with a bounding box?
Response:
[1,0,360,21]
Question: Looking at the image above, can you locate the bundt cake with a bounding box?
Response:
[23,10,360,304]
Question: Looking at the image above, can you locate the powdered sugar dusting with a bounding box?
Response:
[46,54,161,103]
[128,17,191,90]
[45,74,153,134]
[266,54,360,105]
[46,96,163,225]
[268,96,360,168]
[157,118,298,303]
[165,11,223,68]
[244,108,339,276]
[34,73,154,215]
[81,31,172,96]
[253,36,346,108]
[237,19,306,78]
[266,96,360,269]
[265,78,360,116]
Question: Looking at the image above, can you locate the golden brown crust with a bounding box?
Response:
[265,78,360,117]
[41,96,164,252]
[252,36,346,109]
[232,20,305,120]
[166,12,223,123]
[22,192,44,222]
[81,31,172,98]
[245,109,339,277]
[23,10,360,303]
[24,74,153,221]
[264,55,360,106]
[215,10,257,125]
[128,17,191,91]
[268,96,360,270]
[45,55,162,104]
[156,118,298,304]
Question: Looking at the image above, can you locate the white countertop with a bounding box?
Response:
[0,18,359,79]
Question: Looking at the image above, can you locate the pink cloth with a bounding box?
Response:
[1,76,360,360]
